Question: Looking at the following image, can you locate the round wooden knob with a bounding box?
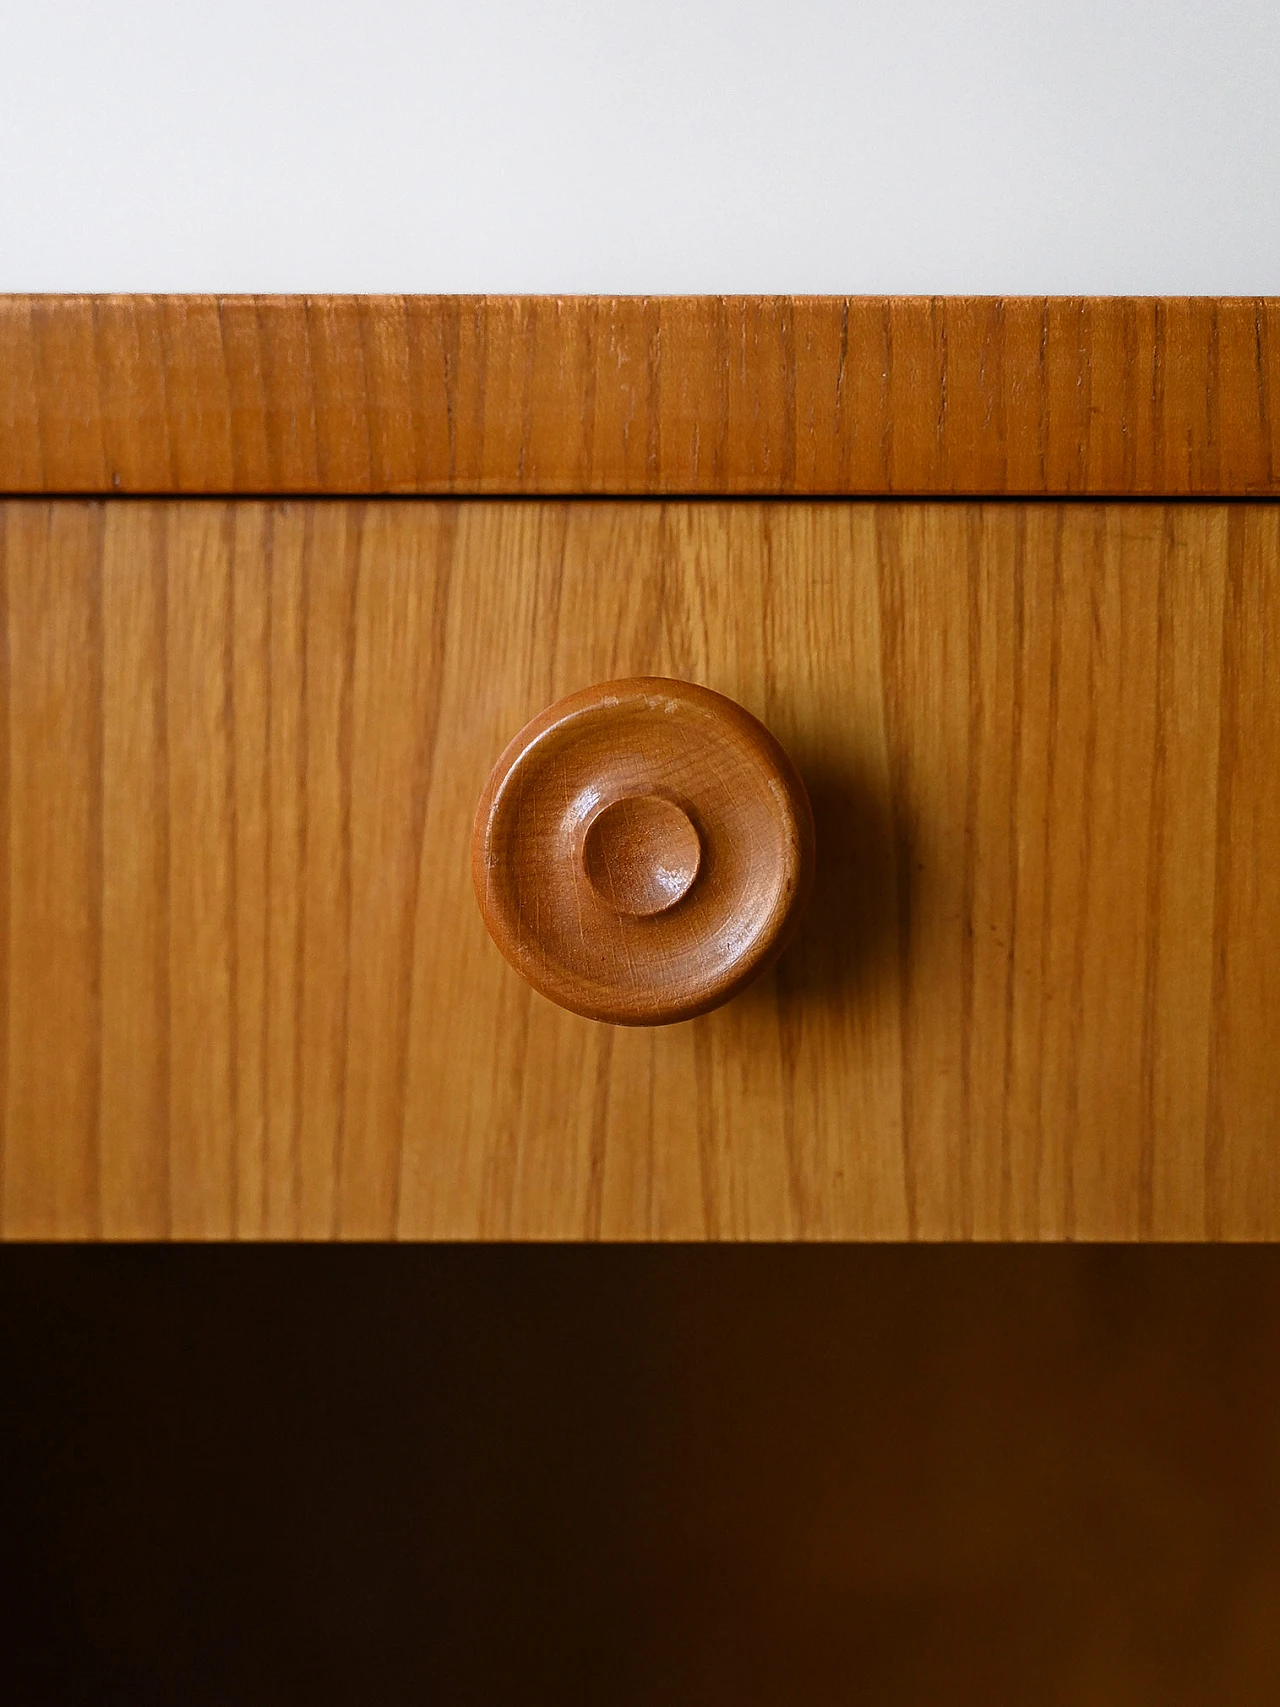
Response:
[472,678,815,1025]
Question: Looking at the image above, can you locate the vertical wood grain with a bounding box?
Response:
[165,506,237,1234]
[339,505,456,1236]
[3,505,103,1235]
[100,503,170,1236]
[1204,508,1280,1237]
[1,497,1277,1239]
[294,503,361,1239]
[0,507,9,1229]
[4,298,1278,497]
[227,504,271,1236]
[261,502,306,1237]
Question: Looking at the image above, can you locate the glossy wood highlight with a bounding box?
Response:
[1,499,1277,1240]
[2,297,1277,496]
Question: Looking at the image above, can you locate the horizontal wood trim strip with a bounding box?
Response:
[1,296,1277,496]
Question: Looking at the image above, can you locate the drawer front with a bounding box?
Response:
[2,499,1277,1239]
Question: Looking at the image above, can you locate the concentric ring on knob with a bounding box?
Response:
[471,678,815,1025]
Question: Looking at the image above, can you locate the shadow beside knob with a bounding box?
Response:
[472,678,815,1025]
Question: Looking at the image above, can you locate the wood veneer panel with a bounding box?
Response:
[2,298,1277,496]
[2,498,1277,1240]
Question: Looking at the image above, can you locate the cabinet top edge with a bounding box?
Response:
[2,295,1277,497]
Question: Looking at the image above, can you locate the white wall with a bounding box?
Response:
[2,0,1276,292]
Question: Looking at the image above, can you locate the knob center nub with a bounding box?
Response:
[582,795,701,918]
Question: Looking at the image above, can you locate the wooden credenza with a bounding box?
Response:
[1,296,1277,1239]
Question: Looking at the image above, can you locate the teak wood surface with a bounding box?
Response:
[2,498,1276,1241]
[2,296,1278,496]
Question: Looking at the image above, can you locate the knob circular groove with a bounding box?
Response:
[472,678,815,1026]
